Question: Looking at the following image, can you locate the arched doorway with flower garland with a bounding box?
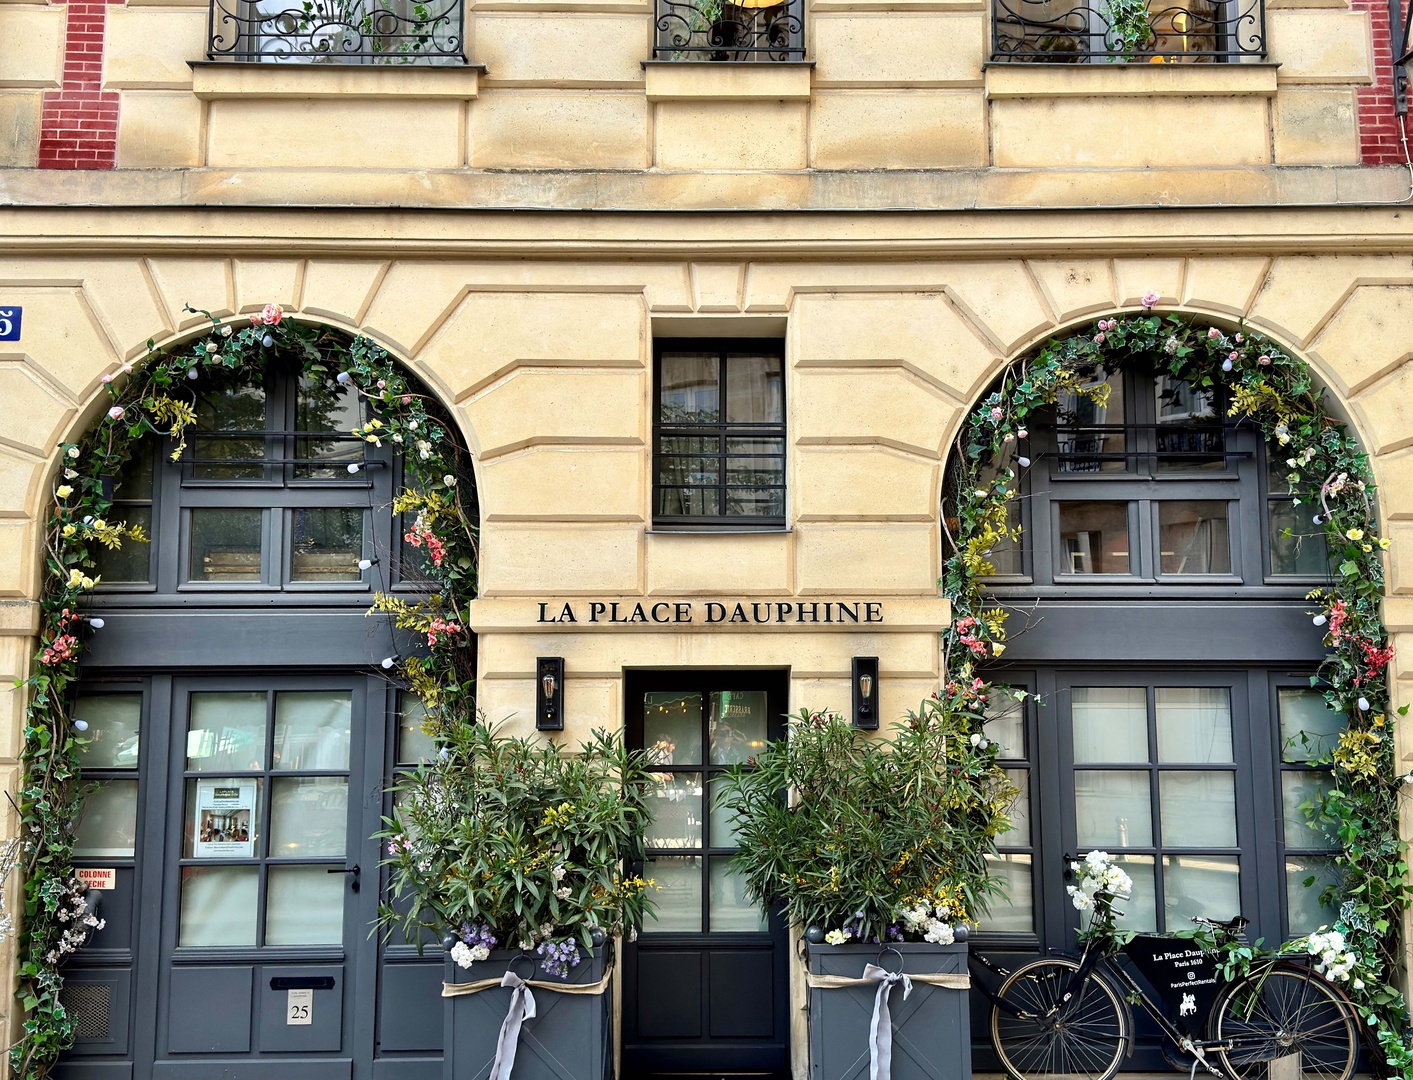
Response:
[944,308,1401,1073]
[34,313,479,1080]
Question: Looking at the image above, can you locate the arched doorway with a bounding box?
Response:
[54,327,476,1080]
[951,329,1346,1071]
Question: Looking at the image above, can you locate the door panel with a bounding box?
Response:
[622,670,789,1078]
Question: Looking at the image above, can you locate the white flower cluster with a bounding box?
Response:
[824,928,851,946]
[43,877,106,964]
[897,901,955,945]
[1307,928,1362,987]
[1067,850,1132,913]
[449,941,492,969]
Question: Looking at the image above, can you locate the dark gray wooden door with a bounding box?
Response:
[622,670,790,1078]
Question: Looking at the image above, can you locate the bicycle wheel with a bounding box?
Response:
[990,957,1129,1080]
[1211,963,1358,1080]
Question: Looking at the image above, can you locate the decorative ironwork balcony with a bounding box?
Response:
[990,0,1265,61]
[653,0,804,60]
[207,0,466,62]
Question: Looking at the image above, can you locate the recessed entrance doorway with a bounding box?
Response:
[621,670,790,1080]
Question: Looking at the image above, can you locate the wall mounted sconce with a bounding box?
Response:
[852,656,879,730]
[537,656,565,731]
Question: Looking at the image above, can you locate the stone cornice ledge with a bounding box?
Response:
[189,60,487,100]
[643,60,814,101]
[984,61,1279,98]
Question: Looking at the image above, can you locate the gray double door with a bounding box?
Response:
[59,672,445,1080]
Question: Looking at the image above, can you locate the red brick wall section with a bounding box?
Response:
[37,0,124,170]
[1351,0,1413,165]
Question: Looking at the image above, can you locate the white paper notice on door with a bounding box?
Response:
[192,778,256,858]
[287,989,313,1026]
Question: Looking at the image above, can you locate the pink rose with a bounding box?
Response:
[1258,355,1271,365]
[1094,333,1105,344]
[990,407,1004,421]
[101,374,113,384]
[1208,327,1222,339]
[249,313,262,326]
[261,303,284,326]
[107,406,124,420]
[1228,351,1238,362]
[1142,291,1160,308]
[1234,333,1243,343]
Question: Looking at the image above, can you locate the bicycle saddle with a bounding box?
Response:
[1191,915,1249,934]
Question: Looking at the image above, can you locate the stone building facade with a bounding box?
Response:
[4,0,1413,1072]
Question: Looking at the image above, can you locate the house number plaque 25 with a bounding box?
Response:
[287,989,313,1026]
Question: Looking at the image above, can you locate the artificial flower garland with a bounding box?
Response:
[12,306,478,1079]
[943,296,1413,1074]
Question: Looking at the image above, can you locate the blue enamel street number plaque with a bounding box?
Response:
[0,308,21,342]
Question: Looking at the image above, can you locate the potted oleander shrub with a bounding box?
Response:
[716,698,1015,1080]
[378,722,656,1080]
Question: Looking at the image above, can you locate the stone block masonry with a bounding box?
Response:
[38,0,122,170]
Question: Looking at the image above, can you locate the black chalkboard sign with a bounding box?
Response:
[1121,936,1222,1035]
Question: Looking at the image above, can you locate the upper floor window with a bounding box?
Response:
[957,363,1330,587]
[93,361,408,597]
[989,0,1266,62]
[653,340,786,530]
[652,0,804,60]
[206,0,467,64]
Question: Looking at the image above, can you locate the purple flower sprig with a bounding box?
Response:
[536,937,582,979]
[458,922,497,950]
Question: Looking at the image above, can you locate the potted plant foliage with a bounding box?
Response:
[378,722,656,1080]
[717,699,1015,1080]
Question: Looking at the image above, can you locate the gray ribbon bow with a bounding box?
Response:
[862,962,912,1080]
[489,969,537,1080]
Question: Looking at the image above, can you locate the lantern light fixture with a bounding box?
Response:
[852,656,880,730]
[537,656,565,731]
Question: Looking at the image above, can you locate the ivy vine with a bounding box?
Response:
[11,306,477,1079]
[942,298,1413,1075]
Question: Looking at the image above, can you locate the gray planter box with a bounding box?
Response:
[444,943,612,1080]
[806,939,971,1080]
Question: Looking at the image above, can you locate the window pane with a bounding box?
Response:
[1155,376,1224,471]
[111,444,154,498]
[645,692,703,765]
[1159,771,1237,847]
[74,780,138,858]
[290,508,363,582]
[726,487,784,518]
[273,691,352,770]
[187,691,266,771]
[74,694,141,769]
[94,505,153,584]
[1072,687,1148,763]
[710,856,767,932]
[1056,370,1126,473]
[985,686,1026,758]
[1158,501,1231,574]
[1110,854,1156,933]
[708,779,742,847]
[1164,855,1240,927]
[1155,688,1232,763]
[646,773,703,849]
[1269,500,1331,576]
[183,777,261,858]
[1000,769,1030,844]
[193,386,266,480]
[1278,689,1346,763]
[189,508,262,582]
[397,695,436,764]
[1282,771,1335,849]
[725,354,783,424]
[271,777,347,858]
[658,486,718,517]
[1058,503,1130,574]
[267,865,344,945]
[709,691,768,764]
[1286,856,1340,936]
[725,451,783,488]
[660,353,719,424]
[643,855,701,932]
[296,375,364,479]
[979,854,1033,933]
[1075,770,1152,847]
[180,865,258,946]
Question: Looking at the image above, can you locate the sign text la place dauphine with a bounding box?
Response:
[536,600,885,625]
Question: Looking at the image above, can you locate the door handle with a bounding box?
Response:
[328,865,360,893]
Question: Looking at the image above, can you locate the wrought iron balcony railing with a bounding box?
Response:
[653,0,804,60]
[207,0,466,62]
[991,0,1265,61]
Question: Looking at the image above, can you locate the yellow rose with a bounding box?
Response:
[56,485,73,499]
[67,569,84,588]
[61,525,76,538]
[1347,528,1364,541]
[1380,537,1393,550]
[991,642,1006,657]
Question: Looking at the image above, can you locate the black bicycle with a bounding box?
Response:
[971,906,1360,1080]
